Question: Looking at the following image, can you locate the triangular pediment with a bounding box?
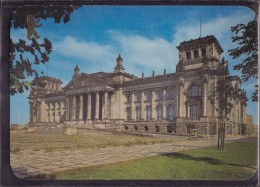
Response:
[64,73,108,90]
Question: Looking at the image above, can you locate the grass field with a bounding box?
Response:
[54,141,257,180]
[10,130,180,153]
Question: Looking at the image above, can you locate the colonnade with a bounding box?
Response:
[29,90,110,124]
[65,91,109,122]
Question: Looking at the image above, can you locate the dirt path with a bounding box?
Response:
[10,136,253,179]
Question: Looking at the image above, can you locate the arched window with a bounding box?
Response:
[126,107,131,121]
[188,85,202,97]
[136,106,141,121]
[157,105,163,121]
[186,52,191,60]
[167,88,174,99]
[168,105,174,121]
[145,90,152,101]
[126,95,131,103]
[135,92,141,102]
[146,106,152,121]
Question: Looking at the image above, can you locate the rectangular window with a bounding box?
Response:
[136,107,141,121]
[190,105,200,119]
[155,126,159,132]
[194,50,199,58]
[168,105,174,121]
[126,107,131,121]
[157,105,163,121]
[201,48,206,57]
[186,52,191,60]
[146,106,151,121]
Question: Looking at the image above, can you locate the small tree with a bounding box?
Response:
[215,58,235,151]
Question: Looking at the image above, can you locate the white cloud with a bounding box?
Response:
[173,12,253,55]
[109,31,176,74]
[53,11,254,77]
[54,36,115,61]
[54,36,117,73]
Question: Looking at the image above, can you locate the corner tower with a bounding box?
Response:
[176,35,224,72]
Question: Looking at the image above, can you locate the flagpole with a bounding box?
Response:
[200,13,201,37]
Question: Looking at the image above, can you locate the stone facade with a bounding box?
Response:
[29,35,250,135]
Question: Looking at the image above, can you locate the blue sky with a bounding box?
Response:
[10,5,258,124]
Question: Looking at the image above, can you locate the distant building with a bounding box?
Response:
[244,114,255,136]
[29,35,250,135]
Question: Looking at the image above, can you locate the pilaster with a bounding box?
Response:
[163,88,166,120]
[202,75,209,117]
[151,89,156,120]
[131,92,135,121]
[141,90,145,121]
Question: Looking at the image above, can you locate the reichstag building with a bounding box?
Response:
[29,35,248,135]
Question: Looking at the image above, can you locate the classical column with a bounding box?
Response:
[41,100,47,122]
[60,100,64,122]
[79,94,83,120]
[178,81,184,117]
[104,91,108,120]
[151,89,156,120]
[72,95,76,120]
[141,90,145,121]
[202,75,208,116]
[95,91,99,120]
[87,93,91,120]
[131,91,135,120]
[66,97,69,121]
[163,88,166,120]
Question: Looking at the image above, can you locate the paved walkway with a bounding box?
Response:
[10,136,249,179]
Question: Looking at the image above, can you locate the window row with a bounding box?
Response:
[126,105,175,121]
[126,89,175,102]
[125,125,160,132]
[186,48,206,60]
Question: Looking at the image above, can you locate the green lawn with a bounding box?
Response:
[55,141,257,180]
[10,130,181,152]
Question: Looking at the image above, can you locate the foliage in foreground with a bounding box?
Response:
[55,141,257,180]
[10,5,81,95]
[229,18,258,102]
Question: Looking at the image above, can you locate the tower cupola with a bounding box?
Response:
[114,54,125,73]
[73,65,80,78]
